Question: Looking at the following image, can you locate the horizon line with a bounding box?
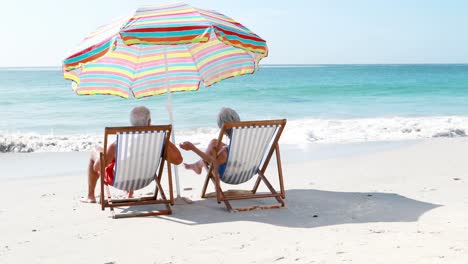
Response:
[1,62,468,69]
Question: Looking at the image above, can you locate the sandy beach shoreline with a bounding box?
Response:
[1,138,467,263]
[2,0,468,262]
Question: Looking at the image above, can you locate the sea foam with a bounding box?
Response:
[1,116,468,153]
[282,116,468,145]
[0,134,102,153]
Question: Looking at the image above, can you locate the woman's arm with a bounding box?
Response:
[179,141,212,162]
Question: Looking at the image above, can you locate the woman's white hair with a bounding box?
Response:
[130,106,151,126]
[217,107,240,129]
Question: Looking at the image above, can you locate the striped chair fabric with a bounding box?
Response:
[112,130,166,191]
[221,125,280,185]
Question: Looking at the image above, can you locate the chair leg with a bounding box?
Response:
[104,185,116,218]
[100,182,105,211]
[275,144,286,199]
[201,173,211,198]
[203,169,285,212]
[225,172,285,211]
[207,176,234,211]
[153,184,159,200]
[153,172,164,199]
[103,179,172,218]
[167,160,174,205]
[222,200,234,212]
[155,178,172,214]
[258,172,285,206]
[253,145,283,195]
[99,153,105,211]
[208,176,224,204]
[251,176,262,194]
[201,165,214,198]
[217,188,232,210]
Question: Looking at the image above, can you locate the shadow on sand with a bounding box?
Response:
[119,189,441,228]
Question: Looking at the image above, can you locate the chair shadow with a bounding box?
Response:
[119,189,441,228]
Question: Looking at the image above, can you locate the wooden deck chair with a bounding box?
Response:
[99,125,174,218]
[201,119,287,212]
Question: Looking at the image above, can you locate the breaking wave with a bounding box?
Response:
[1,116,468,153]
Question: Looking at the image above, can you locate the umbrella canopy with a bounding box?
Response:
[64,34,260,98]
[63,3,268,91]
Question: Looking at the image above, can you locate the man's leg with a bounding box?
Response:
[82,147,102,203]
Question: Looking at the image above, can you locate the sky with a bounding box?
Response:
[1,0,467,66]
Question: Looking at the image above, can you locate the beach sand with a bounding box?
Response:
[1,138,468,263]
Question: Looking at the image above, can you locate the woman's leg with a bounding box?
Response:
[183,160,205,175]
[184,139,220,174]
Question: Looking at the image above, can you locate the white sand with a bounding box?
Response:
[1,138,468,263]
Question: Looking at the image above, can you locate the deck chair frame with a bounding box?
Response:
[201,119,287,212]
[99,125,174,219]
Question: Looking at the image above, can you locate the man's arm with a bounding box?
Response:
[166,141,183,165]
[106,142,116,165]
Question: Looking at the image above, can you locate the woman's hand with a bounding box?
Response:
[179,141,195,151]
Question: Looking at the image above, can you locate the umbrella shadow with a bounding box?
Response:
[119,188,441,228]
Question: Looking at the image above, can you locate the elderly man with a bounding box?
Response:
[82,106,183,203]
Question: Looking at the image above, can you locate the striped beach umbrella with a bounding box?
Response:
[63,4,268,91]
[63,2,268,202]
[63,34,262,99]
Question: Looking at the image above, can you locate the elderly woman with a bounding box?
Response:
[179,107,240,176]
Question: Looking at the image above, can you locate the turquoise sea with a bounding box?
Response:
[1,64,467,152]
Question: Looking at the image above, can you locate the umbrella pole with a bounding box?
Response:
[164,47,193,205]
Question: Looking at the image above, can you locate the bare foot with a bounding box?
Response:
[184,162,202,175]
[80,196,96,203]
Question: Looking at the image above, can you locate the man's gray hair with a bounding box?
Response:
[217,107,240,129]
[130,106,151,126]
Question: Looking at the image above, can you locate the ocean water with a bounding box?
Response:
[1,64,467,152]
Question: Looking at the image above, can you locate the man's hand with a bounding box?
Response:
[179,141,195,151]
